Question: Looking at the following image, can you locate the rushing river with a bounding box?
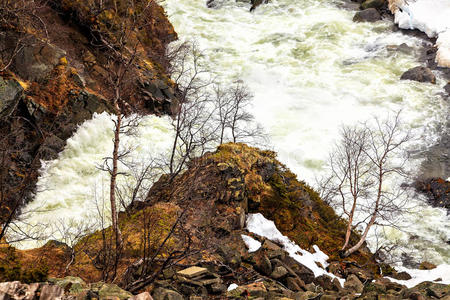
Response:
[15,0,449,268]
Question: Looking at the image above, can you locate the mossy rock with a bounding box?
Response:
[90,282,133,300]
[50,276,86,294]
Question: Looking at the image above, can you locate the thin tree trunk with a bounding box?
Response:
[110,100,123,250]
[343,168,383,257]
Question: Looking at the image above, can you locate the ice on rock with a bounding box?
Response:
[389,0,450,67]
[241,234,262,252]
[246,213,345,286]
[387,264,450,288]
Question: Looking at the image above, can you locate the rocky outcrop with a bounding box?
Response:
[0,0,179,227]
[400,66,436,84]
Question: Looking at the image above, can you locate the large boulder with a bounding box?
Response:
[0,77,23,117]
[400,66,436,84]
[360,0,385,10]
[353,8,381,22]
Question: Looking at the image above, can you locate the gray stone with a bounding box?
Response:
[152,288,183,300]
[400,66,436,84]
[210,282,227,294]
[14,39,66,82]
[271,266,289,279]
[39,285,64,300]
[353,8,381,22]
[344,274,364,294]
[0,77,23,117]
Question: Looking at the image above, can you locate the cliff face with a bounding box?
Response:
[0,0,178,225]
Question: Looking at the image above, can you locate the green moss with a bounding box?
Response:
[0,247,48,283]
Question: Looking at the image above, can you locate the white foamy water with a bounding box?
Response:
[11,113,174,248]
[161,0,449,265]
[14,0,449,272]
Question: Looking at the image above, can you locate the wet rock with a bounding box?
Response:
[360,0,385,10]
[40,134,66,160]
[353,8,381,22]
[344,274,364,294]
[0,77,23,117]
[400,66,436,84]
[419,261,437,270]
[152,288,183,300]
[391,271,412,280]
[444,83,450,95]
[414,178,449,211]
[250,0,269,12]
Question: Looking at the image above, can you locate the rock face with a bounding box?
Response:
[353,8,382,22]
[0,77,23,117]
[0,0,178,229]
[400,66,436,83]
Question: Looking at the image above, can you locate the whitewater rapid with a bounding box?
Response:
[15,0,449,268]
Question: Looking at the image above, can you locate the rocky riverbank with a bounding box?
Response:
[1,143,449,299]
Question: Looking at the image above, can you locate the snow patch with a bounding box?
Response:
[246,213,345,286]
[387,264,450,288]
[390,0,450,67]
[241,234,262,252]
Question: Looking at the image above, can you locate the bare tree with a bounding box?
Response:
[165,42,217,177]
[91,0,160,280]
[214,81,265,144]
[321,112,411,258]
